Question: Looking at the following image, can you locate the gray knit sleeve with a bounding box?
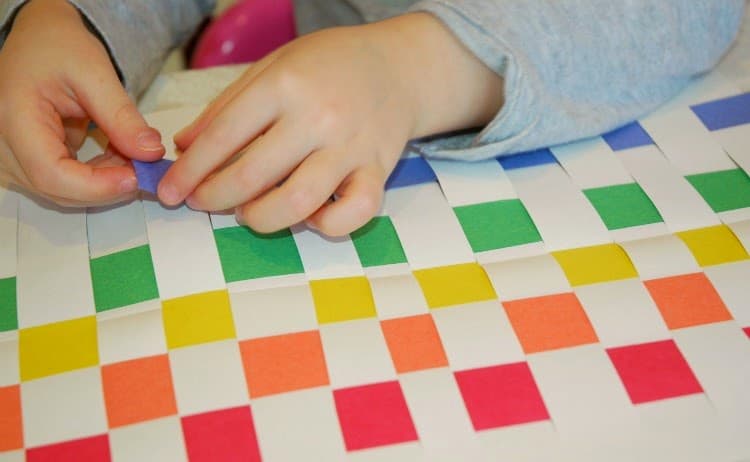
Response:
[1,0,215,98]
[409,0,745,160]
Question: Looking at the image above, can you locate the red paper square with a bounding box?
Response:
[181,406,261,462]
[334,381,418,451]
[454,362,549,430]
[743,327,750,339]
[26,434,110,462]
[607,339,703,404]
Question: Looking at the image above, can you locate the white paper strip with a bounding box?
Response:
[16,196,95,327]
[505,164,611,251]
[87,200,149,259]
[291,224,363,279]
[528,345,641,457]
[640,109,736,175]
[384,183,474,270]
[711,124,750,175]
[617,145,720,232]
[400,368,482,460]
[253,388,346,461]
[319,319,396,389]
[575,279,670,347]
[551,137,634,189]
[142,201,225,299]
[427,158,517,206]
[431,301,525,370]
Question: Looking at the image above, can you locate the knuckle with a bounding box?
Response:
[274,67,306,96]
[287,185,319,221]
[313,105,343,137]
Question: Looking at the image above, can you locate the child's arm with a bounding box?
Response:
[161,0,743,236]
[0,0,213,205]
[408,0,747,160]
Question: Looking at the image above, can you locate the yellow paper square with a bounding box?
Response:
[552,243,638,286]
[162,290,236,349]
[19,316,99,381]
[413,263,497,309]
[677,225,749,267]
[310,276,377,324]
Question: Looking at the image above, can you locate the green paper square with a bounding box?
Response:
[350,216,407,267]
[454,199,542,252]
[584,183,662,230]
[214,226,304,281]
[686,168,750,213]
[0,277,17,332]
[90,245,159,312]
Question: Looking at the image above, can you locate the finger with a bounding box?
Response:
[2,126,135,206]
[186,117,314,211]
[237,148,352,233]
[87,149,131,168]
[158,79,278,206]
[175,49,282,149]
[74,66,164,162]
[306,165,386,236]
[63,118,90,153]
[7,110,139,202]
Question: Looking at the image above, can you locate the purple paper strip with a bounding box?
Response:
[133,159,174,194]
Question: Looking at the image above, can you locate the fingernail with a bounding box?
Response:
[119,176,138,193]
[185,195,202,211]
[159,183,179,204]
[137,130,163,151]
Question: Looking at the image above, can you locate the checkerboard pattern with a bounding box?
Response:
[1,71,750,461]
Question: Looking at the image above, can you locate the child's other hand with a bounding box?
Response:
[165,13,502,235]
[0,0,164,206]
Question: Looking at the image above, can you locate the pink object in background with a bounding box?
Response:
[190,0,297,69]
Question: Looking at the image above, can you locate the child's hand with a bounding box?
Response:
[163,13,503,235]
[0,0,164,206]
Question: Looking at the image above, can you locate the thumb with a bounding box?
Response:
[75,67,165,162]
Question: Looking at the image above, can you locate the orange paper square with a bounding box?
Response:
[101,354,177,428]
[503,293,599,354]
[0,385,23,451]
[240,330,329,398]
[381,314,448,373]
[644,273,733,329]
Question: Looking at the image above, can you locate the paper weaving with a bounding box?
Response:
[0,70,749,462]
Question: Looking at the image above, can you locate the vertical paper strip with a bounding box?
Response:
[291,224,364,280]
[617,145,721,232]
[384,183,475,270]
[427,158,517,207]
[16,196,95,327]
[505,162,611,251]
[551,137,635,190]
[142,202,225,300]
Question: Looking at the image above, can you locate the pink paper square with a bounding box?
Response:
[607,339,703,404]
[334,381,418,451]
[181,406,261,462]
[455,362,549,430]
[26,434,110,462]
